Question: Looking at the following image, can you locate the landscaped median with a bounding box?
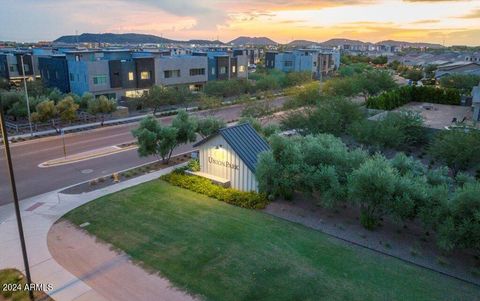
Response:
[62,179,480,301]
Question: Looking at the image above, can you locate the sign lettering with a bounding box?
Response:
[208,156,240,170]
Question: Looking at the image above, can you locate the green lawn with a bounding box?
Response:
[64,180,480,301]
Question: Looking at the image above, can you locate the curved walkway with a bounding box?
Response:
[0,163,193,301]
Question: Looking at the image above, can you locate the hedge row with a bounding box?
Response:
[161,171,269,209]
[366,86,461,110]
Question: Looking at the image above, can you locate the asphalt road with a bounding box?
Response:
[0,98,286,205]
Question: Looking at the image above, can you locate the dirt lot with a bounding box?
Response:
[394,102,476,129]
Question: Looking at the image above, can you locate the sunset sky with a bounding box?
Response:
[1,0,479,45]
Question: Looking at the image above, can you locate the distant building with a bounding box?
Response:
[192,123,270,192]
[435,62,480,79]
[38,54,70,93]
[267,49,340,79]
[472,83,480,122]
[265,51,278,69]
[195,49,248,81]
[0,51,37,83]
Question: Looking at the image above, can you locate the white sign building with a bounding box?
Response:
[192,123,271,192]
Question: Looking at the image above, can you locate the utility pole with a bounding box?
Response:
[20,55,33,136]
[0,107,34,301]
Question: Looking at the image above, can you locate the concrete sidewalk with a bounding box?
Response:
[0,162,187,301]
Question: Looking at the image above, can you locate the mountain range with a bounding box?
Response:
[54,33,444,48]
[288,38,444,48]
[55,33,224,45]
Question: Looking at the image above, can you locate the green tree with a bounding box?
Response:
[31,96,79,132]
[256,135,303,200]
[348,155,399,229]
[428,128,480,175]
[141,85,175,114]
[132,116,178,163]
[172,110,197,145]
[87,95,117,126]
[437,182,480,252]
[77,92,94,109]
[282,97,364,136]
[174,85,194,109]
[357,70,397,101]
[349,111,426,150]
[196,116,226,138]
[25,80,47,98]
[371,56,388,65]
[404,69,424,82]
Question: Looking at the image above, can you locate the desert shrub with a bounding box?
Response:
[204,79,252,98]
[429,128,480,175]
[349,111,426,149]
[283,82,321,109]
[391,153,426,177]
[282,97,364,136]
[187,158,200,172]
[161,171,269,209]
[436,182,480,252]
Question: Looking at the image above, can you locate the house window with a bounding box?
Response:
[128,72,134,81]
[55,71,59,80]
[219,66,227,74]
[125,90,146,98]
[189,68,205,76]
[140,71,150,80]
[69,73,74,81]
[284,61,293,67]
[164,70,180,78]
[93,75,107,85]
[211,67,215,75]
[23,64,30,72]
[239,66,245,72]
[232,66,236,73]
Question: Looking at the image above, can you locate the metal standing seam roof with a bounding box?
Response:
[193,123,271,173]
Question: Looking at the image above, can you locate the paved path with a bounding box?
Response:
[0,162,195,301]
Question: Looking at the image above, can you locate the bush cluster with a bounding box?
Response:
[161,171,269,209]
[348,111,427,149]
[366,86,461,110]
[204,70,312,99]
[256,133,480,254]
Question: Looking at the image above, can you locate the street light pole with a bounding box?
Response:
[20,55,34,137]
[0,106,34,301]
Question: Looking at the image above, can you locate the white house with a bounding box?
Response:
[192,123,271,192]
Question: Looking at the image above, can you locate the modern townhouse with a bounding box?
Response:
[38,54,70,93]
[195,49,248,81]
[266,49,340,79]
[0,50,37,83]
[37,48,211,100]
[154,54,207,91]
